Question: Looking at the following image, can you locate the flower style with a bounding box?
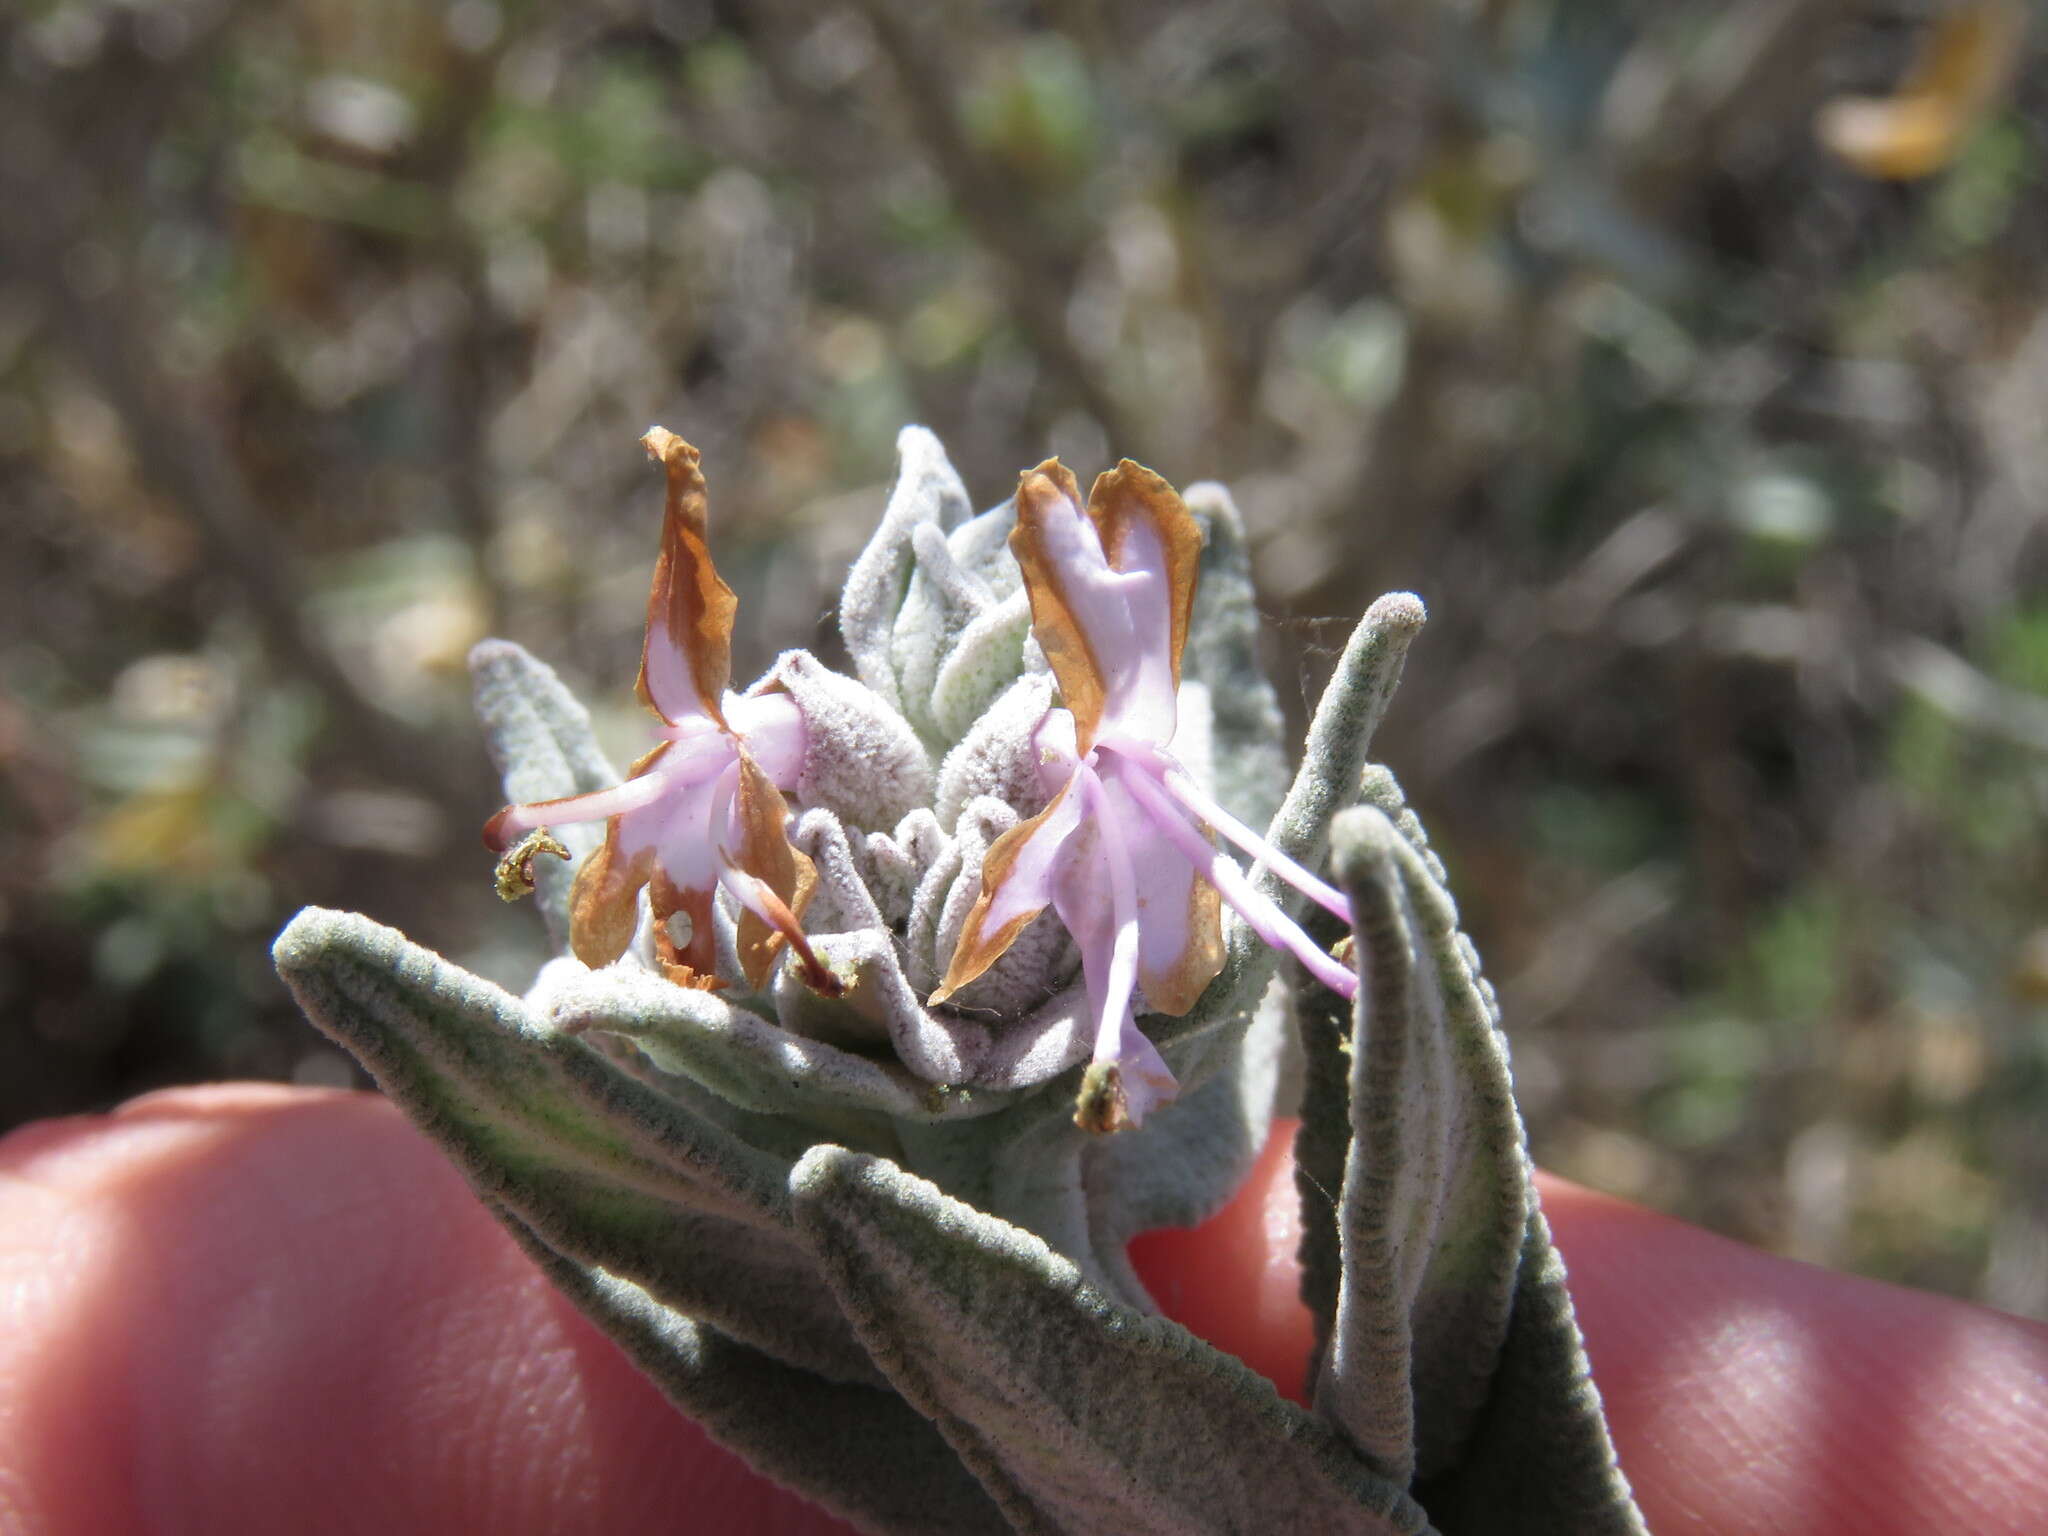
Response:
[931,459,1358,1130]
[483,427,836,995]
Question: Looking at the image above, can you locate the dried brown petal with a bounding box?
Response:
[1009,460,1106,750]
[638,427,735,726]
[728,748,840,996]
[568,827,655,970]
[1086,459,1203,697]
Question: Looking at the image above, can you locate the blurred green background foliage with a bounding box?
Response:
[3,0,2044,1317]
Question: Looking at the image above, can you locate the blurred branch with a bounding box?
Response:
[1418,506,1698,779]
[1498,867,1675,1033]
[845,0,1148,456]
[0,21,473,807]
[1602,0,1860,217]
[39,265,471,805]
[1884,636,2048,756]
[405,36,513,635]
[0,687,75,840]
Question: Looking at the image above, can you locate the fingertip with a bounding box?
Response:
[27,1094,2042,1536]
[1538,1171,2048,1536]
[115,1081,356,1118]
[0,1086,855,1535]
[1134,1139,2048,1536]
[1128,1118,1317,1403]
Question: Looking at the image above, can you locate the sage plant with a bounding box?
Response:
[276,426,1646,1535]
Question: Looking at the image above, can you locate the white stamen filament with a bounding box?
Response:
[1112,755,1359,999]
[1158,762,1353,925]
[491,744,733,844]
[717,862,776,927]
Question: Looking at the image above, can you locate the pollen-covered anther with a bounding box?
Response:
[493,826,571,902]
[1073,1061,1132,1135]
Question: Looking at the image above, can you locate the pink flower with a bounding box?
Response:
[484,428,836,996]
[931,460,1355,1131]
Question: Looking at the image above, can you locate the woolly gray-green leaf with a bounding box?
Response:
[772,649,935,832]
[934,672,1057,831]
[500,1211,1008,1536]
[930,586,1034,742]
[841,425,974,711]
[1358,763,1451,888]
[272,907,873,1385]
[1319,808,1525,1486]
[890,1100,1116,1299]
[1292,947,1353,1358]
[543,957,1014,1127]
[469,638,620,948]
[1262,593,1426,893]
[813,920,1093,1094]
[892,504,1036,750]
[791,1145,1434,1536]
[1410,1207,1647,1536]
[892,978,1287,1306]
[1320,808,1646,1534]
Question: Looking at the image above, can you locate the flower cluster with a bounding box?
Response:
[483,428,1358,1130]
[280,421,1646,1535]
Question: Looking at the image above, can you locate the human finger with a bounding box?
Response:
[0,1085,856,1536]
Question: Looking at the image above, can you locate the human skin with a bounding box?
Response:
[2,1086,2045,1534]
